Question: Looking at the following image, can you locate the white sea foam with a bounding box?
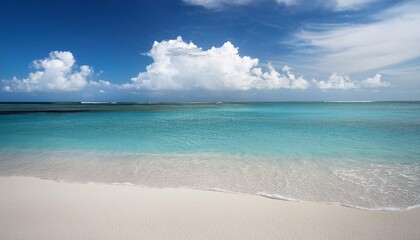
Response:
[323,101,374,103]
[202,187,236,194]
[0,149,419,212]
[80,102,111,104]
[257,191,420,211]
[256,192,303,202]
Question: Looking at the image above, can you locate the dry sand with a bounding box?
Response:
[0,176,419,240]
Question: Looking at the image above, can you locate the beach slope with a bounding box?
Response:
[0,176,419,240]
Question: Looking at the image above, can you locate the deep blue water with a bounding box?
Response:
[0,102,419,210]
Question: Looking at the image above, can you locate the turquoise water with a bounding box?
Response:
[0,102,419,210]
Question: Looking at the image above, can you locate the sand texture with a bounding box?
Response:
[0,176,419,240]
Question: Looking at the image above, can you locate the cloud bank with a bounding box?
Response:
[2,39,391,94]
[3,51,92,92]
[125,36,309,91]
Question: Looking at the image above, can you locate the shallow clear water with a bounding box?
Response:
[0,102,419,210]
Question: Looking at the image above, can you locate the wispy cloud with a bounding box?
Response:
[334,0,377,11]
[294,2,420,73]
[183,0,376,11]
[381,62,420,77]
[275,0,298,6]
[183,0,254,9]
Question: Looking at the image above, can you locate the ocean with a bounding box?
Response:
[0,102,419,210]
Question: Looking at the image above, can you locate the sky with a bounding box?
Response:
[0,0,419,102]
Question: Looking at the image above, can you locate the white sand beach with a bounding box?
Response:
[0,176,419,240]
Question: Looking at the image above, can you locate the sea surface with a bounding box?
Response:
[0,102,419,210]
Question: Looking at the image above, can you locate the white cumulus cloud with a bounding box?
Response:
[313,73,390,90]
[125,36,309,91]
[89,80,113,87]
[360,73,390,88]
[3,51,93,92]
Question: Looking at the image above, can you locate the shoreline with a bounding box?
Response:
[1,149,418,212]
[36,178,420,212]
[1,176,419,240]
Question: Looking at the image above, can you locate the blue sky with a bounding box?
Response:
[0,0,419,101]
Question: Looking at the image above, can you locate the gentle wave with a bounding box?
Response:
[18,175,420,212]
[256,191,420,211]
[81,102,118,104]
[323,101,374,103]
[1,149,418,212]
